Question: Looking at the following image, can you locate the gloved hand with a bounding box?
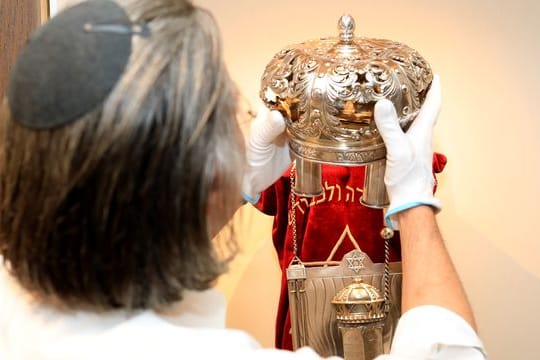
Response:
[374,75,442,229]
[242,106,291,204]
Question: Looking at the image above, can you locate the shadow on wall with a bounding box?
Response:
[439,210,540,360]
[225,235,281,348]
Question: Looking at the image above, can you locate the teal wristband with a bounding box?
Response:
[242,192,261,205]
[385,202,425,230]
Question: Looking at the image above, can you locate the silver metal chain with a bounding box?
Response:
[383,232,391,313]
[290,162,299,257]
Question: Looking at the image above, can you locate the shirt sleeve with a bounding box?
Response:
[252,346,341,359]
[376,305,487,360]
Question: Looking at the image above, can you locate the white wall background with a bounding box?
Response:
[55,1,540,359]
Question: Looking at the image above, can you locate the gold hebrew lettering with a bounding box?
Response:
[324,181,335,201]
[345,185,355,202]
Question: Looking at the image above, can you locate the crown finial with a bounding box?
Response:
[338,14,355,42]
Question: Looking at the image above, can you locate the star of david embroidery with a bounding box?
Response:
[346,252,366,273]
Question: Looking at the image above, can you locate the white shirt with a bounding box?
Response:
[0,265,485,359]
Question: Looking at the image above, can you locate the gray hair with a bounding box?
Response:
[0,0,243,310]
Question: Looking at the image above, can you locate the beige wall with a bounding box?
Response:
[55,0,540,358]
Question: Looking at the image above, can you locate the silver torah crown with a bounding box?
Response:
[260,14,433,167]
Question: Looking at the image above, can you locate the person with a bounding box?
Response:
[0,1,485,359]
[244,75,486,359]
[370,80,486,359]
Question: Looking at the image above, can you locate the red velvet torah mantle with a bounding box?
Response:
[255,153,447,350]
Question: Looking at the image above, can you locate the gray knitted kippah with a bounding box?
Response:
[7,0,147,129]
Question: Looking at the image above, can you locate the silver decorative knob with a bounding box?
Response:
[338,14,355,42]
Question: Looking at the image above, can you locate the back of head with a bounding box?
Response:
[0,0,243,310]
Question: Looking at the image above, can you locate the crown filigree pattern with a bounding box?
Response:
[260,15,432,166]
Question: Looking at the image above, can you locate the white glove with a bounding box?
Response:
[374,75,442,229]
[242,106,291,204]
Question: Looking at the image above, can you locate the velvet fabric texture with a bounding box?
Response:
[255,153,447,350]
